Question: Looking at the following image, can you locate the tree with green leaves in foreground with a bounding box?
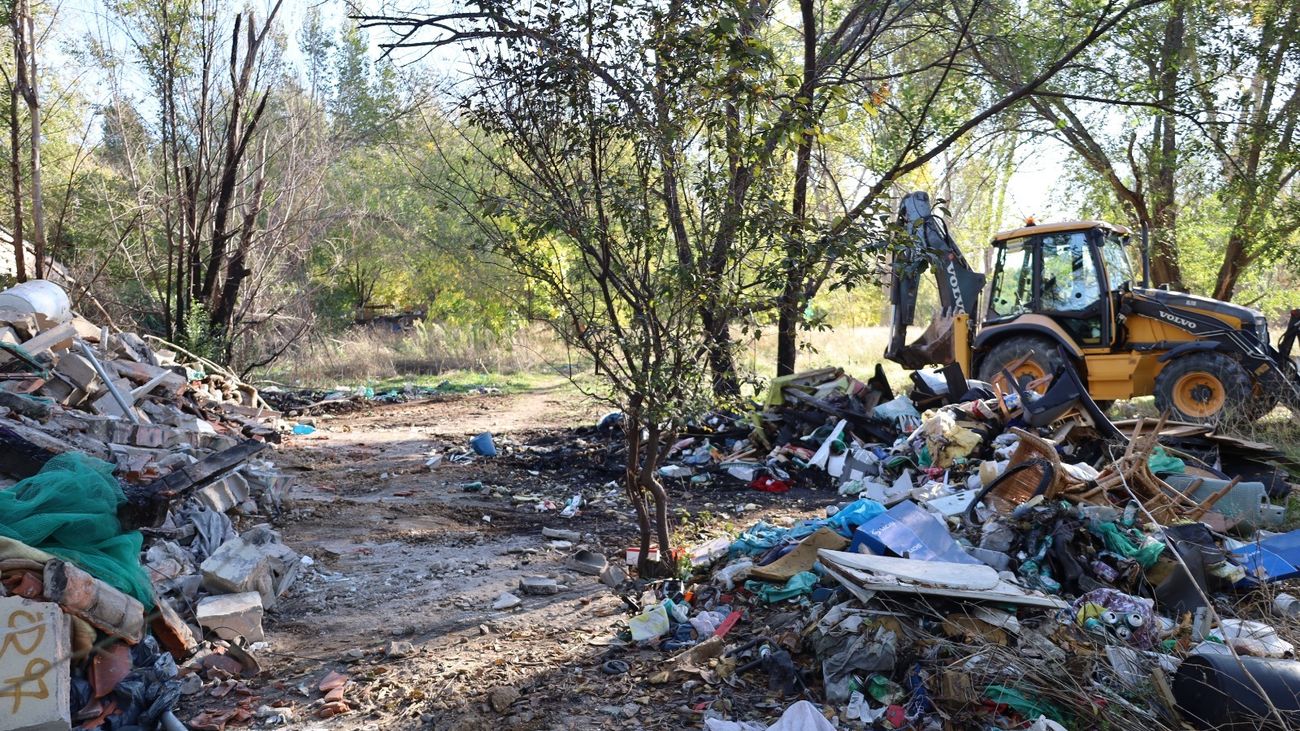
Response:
[364,0,1162,385]
[358,0,1161,573]
[364,0,747,577]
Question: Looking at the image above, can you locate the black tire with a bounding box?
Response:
[1154,352,1252,423]
[976,335,1070,392]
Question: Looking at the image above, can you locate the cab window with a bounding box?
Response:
[1039,231,1103,343]
[1039,232,1101,312]
[989,239,1031,318]
[1100,232,1134,289]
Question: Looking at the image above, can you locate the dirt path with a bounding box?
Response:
[182,386,832,730]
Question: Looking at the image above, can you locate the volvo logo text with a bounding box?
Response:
[1159,311,1197,330]
[943,261,964,311]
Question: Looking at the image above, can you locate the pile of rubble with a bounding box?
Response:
[593,361,1300,729]
[0,280,305,730]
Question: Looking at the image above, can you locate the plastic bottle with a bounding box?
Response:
[1122,501,1139,527]
[1275,593,1300,618]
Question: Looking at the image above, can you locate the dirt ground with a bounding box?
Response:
[185,385,836,730]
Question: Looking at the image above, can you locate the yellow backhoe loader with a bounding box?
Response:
[886,191,1300,422]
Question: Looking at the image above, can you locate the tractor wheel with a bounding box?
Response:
[977,335,1070,395]
[1154,352,1251,423]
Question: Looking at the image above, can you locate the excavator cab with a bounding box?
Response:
[888,191,1300,422]
[986,223,1134,347]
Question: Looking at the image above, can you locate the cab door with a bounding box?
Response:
[1035,229,1112,347]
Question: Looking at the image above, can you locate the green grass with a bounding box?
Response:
[1282,493,1300,532]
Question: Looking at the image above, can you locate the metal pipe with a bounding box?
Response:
[75,340,140,424]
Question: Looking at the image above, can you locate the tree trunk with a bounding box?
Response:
[24,8,42,280]
[638,423,674,577]
[210,135,268,334]
[702,307,740,397]
[1149,0,1184,288]
[777,0,817,378]
[7,70,23,284]
[623,403,674,578]
[1212,230,1249,301]
[623,419,654,578]
[702,1,765,395]
[776,288,801,377]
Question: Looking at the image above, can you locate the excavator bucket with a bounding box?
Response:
[887,310,955,370]
[886,192,984,371]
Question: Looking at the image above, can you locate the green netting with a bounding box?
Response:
[0,452,153,608]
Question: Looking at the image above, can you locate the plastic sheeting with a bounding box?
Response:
[746,571,818,603]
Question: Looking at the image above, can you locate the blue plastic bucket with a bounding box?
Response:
[470,432,497,456]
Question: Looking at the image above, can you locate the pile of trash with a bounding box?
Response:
[596,361,1300,729]
[0,280,305,729]
[261,382,501,418]
[656,365,918,491]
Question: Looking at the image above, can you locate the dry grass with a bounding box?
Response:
[266,322,583,387]
[741,325,907,384]
[269,322,904,391]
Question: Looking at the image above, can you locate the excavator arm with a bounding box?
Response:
[886,191,986,371]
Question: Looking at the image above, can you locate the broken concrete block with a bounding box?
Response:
[240,525,302,598]
[52,351,97,392]
[195,471,251,514]
[56,412,114,442]
[200,540,275,609]
[18,322,75,356]
[384,640,414,658]
[107,443,167,475]
[33,374,81,408]
[600,563,627,588]
[0,307,37,337]
[106,420,133,444]
[491,592,522,610]
[69,315,102,342]
[91,380,138,420]
[0,325,18,344]
[196,592,265,642]
[0,390,52,419]
[109,331,154,364]
[144,541,195,583]
[190,432,239,452]
[43,559,145,644]
[488,686,519,713]
[542,527,581,542]
[113,360,186,396]
[244,466,291,514]
[0,596,72,731]
[520,576,559,595]
[130,423,167,449]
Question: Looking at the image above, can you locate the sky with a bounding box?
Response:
[44,0,1078,231]
[1004,142,1072,224]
